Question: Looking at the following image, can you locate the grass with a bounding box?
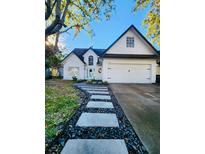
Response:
[45,80,80,139]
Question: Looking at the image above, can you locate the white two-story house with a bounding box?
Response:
[62,25,159,83]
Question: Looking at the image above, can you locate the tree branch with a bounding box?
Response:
[61,0,70,22]
[58,25,77,34]
[71,1,91,18]
[45,0,51,20]
[45,0,63,37]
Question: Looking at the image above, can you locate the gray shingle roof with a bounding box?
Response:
[73,48,105,58]
[62,48,106,64]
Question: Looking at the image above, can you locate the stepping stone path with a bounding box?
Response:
[56,84,148,154]
[91,95,111,100]
[87,90,109,94]
[61,139,128,154]
[76,113,119,127]
[80,86,108,91]
[61,84,125,154]
[87,101,114,108]
[81,88,108,91]
[78,86,108,89]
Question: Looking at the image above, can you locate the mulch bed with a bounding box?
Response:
[45,84,148,154]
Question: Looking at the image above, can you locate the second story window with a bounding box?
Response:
[88,55,93,65]
[126,37,134,48]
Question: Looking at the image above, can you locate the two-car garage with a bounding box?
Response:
[102,59,156,83]
[100,25,159,83]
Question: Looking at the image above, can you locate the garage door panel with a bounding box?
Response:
[107,63,151,83]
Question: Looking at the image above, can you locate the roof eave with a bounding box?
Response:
[103,25,159,56]
[103,54,158,59]
[61,52,85,64]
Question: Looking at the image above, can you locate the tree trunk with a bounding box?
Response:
[45,0,70,37]
[54,33,60,51]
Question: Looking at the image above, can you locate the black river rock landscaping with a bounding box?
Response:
[45,84,148,154]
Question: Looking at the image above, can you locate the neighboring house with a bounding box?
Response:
[62,25,159,83]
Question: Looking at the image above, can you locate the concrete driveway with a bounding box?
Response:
[110,84,160,154]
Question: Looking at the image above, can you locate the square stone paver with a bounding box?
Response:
[76,113,119,127]
[81,86,108,89]
[87,91,109,94]
[86,101,114,108]
[78,86,107,89]
[82,88,108,91]
[61,139,128,154]
[91,95,111,100]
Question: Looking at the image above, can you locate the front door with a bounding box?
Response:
[87,68,95,80]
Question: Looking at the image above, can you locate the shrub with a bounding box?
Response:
[86,80,92,84]
[92,80,97,84]
[57,76,63,79]
[72,76,77,81]
[76,79,86,83]
[45,68,52,80]
[103,81,108,85]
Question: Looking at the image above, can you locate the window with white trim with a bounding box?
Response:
[88,55,93,65]
[126,37,134,48]
[68,67,79,77]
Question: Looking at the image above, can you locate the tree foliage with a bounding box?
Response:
[45,40,64,68]
[45,0,115,37]
[134,0,160,46]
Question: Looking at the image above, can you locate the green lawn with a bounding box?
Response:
[45,80,80,139]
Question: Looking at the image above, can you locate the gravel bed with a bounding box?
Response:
[46,84,148,154]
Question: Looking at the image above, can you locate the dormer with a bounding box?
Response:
[82,48,98,66]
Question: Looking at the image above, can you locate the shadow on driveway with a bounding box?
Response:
[110,84,160,154]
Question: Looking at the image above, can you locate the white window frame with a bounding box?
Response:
[68,67,79,77]
[126,37,134,48]
[88,55,94,65]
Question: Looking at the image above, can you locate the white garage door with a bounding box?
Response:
[107,63,151,83]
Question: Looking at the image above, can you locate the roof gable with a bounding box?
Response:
[83,48,97,57]
[61,52,85,64]
[62,48,106,64]
[72,48,88,61]
[104,25,159,56]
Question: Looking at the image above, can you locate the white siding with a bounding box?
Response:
[63,53,85,80]
[95,66,103,80]
[83,49,102,80]
[106,27,155,55]
[102,58,156,83]
[83,49,98,66]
